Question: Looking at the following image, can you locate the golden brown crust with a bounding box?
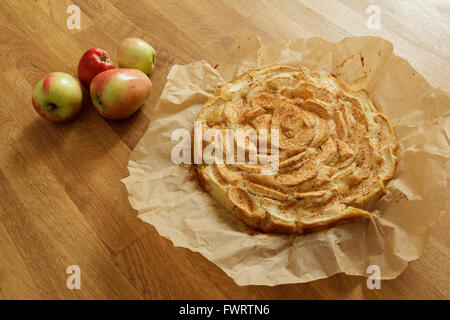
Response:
[298,207,372,234]
[195,65,399,235]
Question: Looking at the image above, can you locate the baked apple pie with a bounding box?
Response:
[195,65,398,234]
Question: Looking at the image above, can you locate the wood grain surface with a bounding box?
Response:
[0,0,448,299]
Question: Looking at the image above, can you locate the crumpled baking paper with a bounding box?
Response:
[122,29,449,286]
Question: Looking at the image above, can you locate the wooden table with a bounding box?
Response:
[0,0,448,299]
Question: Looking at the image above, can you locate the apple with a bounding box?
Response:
[117,37,156,75]
[90,68,152,120]
[77,48,115,87]
[32,72,83,122]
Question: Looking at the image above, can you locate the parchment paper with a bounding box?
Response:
[122,30,449,286]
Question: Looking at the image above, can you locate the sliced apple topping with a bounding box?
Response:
[275,159,319,186]
[265,76,299,90]
[243,180,288,201]
[227,186,254,214]
[351,105,369,128]
[333,109,348,141]
[336,139,355,161]
[279,151,306,168]
[302,99,330,119]
[251,92,287,110]
[374,113,397,151]
[298,109,316,128]
[222,99,243,126]
[215,164,243,184]
[282,84,315,100]
[295,190,329,198]
[237,107,266,125]
[316,138,337,164]
[310,118,330,148]
[354,137,374,179]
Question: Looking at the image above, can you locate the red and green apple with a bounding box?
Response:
[117,37,156,75]
[90,68,152,120]
[77,48,115,87]
[32,72,83,122]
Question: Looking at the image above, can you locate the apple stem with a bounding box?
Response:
[100,56,107,62]
[48,103,57,110]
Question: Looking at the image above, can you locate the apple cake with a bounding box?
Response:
[195,65,398,234]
